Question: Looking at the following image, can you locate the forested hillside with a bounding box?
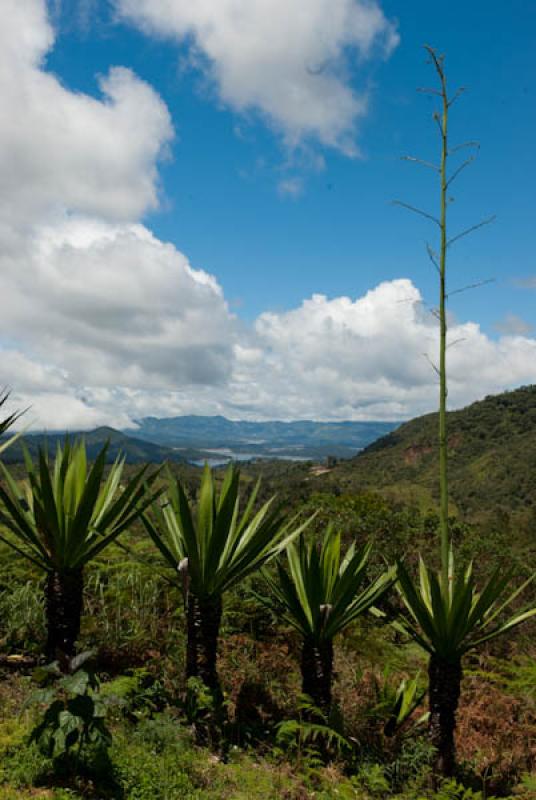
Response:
[325,385,536,523]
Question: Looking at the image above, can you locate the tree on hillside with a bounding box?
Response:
[394,47,536,781]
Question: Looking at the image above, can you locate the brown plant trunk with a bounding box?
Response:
[45,568,83,666]
[428,654,462,780]
[301,637,334,718]
[186,593,223,698]
[186,593,225,748]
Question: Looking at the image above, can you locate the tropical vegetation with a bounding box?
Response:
[0,440,160,663]
[142,464,312,714]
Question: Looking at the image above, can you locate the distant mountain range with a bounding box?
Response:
[0,417,399,465]
[6,388,536,526]
[127,416,398,462]
[1,427,184,465]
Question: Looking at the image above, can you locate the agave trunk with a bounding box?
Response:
[186,593,223,699]
[428,654,462,779]
[301,637,334,716]
[45,568,84,664]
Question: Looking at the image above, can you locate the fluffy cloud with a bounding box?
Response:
[0,0,236,429]
[223,280,536,420]
[0,218,236,390]
[0,0,173,227]
[5,271,536,428]
[116,0,399,153]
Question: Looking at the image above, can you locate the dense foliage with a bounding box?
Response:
[0,448,534,798]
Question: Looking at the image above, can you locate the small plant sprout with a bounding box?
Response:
[0,389,26,454]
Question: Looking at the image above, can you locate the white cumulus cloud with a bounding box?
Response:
[0,0,236,429]
[0,218,237,391]
[115,0,399,154]
[0,0,173,227]
[223,280,536,420]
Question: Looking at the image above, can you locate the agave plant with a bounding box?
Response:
[143,464,312,701]
[395,47,536,779]
[263,527,395,715]
[0,440,160,663]
[0,389,25,454]
[396,551,535,775]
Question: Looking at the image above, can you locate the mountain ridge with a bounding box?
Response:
[127,415,398,458]
[0,427,185,464]
[1,416,399,464]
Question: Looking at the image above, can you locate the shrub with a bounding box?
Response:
[27,652,113,778]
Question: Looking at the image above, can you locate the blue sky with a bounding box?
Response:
[1,0,535,428]
[45,0,536,327]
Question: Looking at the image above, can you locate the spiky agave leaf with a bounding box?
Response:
[0,439,161,572]
[391,673,428,730]
[396,547,536,660]
[263,526,395,643]
[0,389,27,454]
[143,463,314,599]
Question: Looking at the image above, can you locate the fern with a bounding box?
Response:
[431,779,507,800]
[274,696,351,767]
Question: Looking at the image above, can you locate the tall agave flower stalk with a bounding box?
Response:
[395,47,536,780]
[0,440,160,664]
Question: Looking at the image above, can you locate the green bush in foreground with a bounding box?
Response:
[28,652,112,773]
